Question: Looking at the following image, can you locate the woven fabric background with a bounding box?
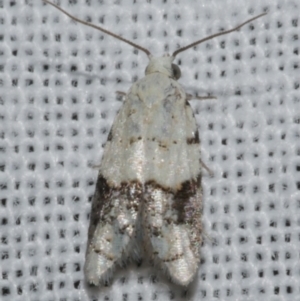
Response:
[1,0,299,300]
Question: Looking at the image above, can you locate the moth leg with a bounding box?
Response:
[186,93,217,100]
[115,91,127,96]
[116,91,127,101]
[200,159,214,177]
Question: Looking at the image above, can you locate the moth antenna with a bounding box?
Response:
[42,0,152,58]
[172,12,267,57]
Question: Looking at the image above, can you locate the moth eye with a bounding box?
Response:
[172,64,181,80]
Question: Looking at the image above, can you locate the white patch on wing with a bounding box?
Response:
[100,72,201,188]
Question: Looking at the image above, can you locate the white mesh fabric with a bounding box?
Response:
[1,0,300,300]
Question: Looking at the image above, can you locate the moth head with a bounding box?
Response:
[145,55,181,80]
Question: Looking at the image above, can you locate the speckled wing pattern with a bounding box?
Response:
[84,70,203,286]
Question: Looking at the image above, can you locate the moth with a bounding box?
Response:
[43,0,266,286]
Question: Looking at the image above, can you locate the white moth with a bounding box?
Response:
[43,0,266,287]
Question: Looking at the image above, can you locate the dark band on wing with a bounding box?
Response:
[87,175,142,242]
[145,173,202,225]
